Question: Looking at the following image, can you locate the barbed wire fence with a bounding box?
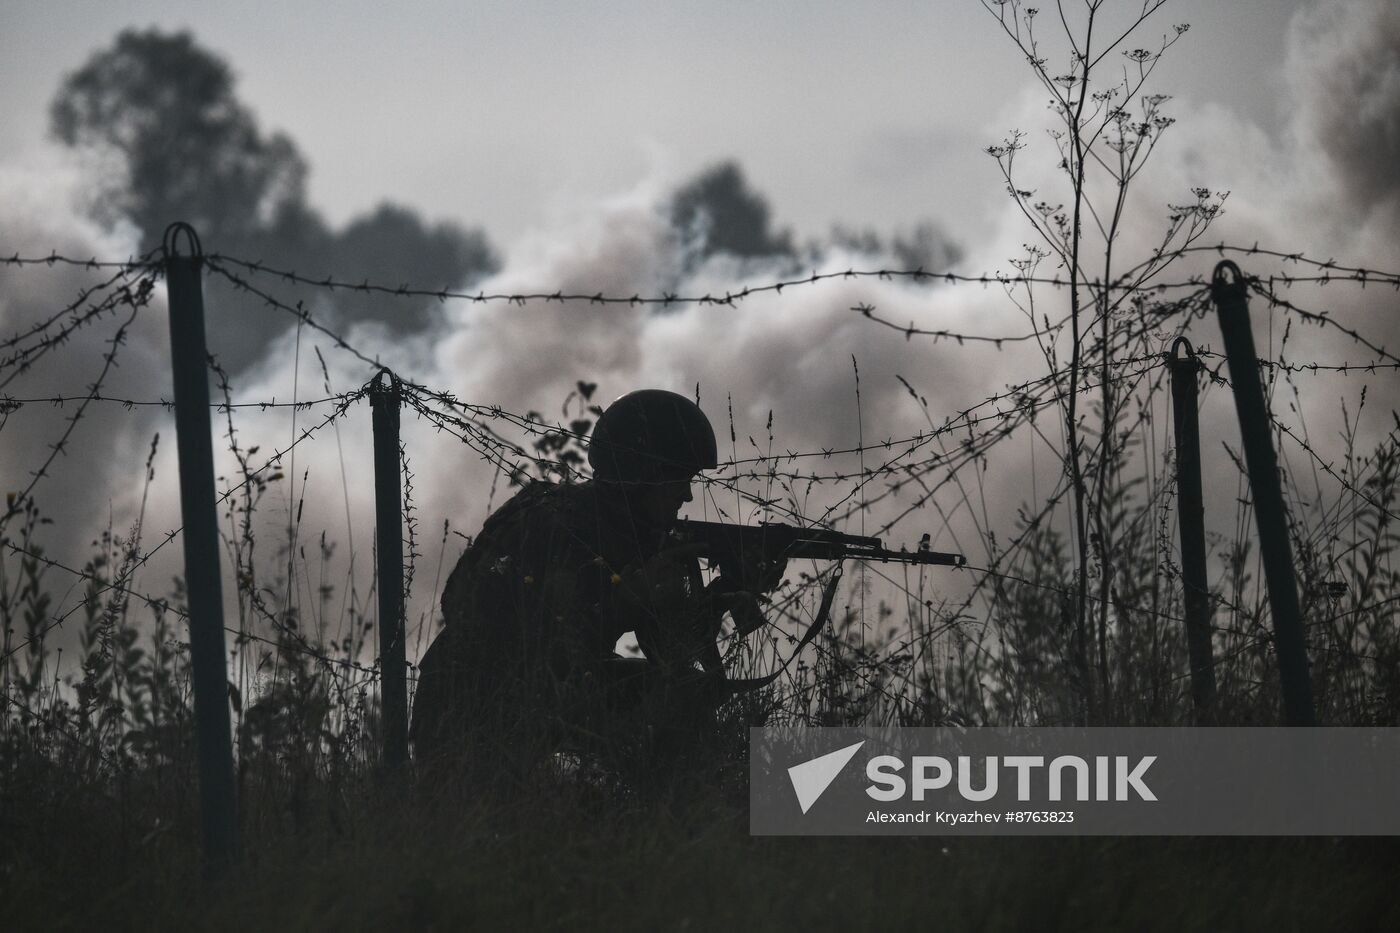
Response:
[4,242,1397,652]
[3,228,1399,861]
[4,246,1397,613]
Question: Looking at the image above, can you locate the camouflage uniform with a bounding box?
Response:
[410,479,718,760]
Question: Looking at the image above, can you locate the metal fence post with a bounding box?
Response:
[1167,337,1217,724]
[1210,261,1316,726]
[162,222,239,872]
[370,369,408,766]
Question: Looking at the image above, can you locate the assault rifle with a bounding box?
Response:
[664,520,963,683]
[673,518,965,583]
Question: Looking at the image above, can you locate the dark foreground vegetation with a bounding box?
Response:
[6,3,1400,929]
[4,454,1399,930]
[5,740,1399,932]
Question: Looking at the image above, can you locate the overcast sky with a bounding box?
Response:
[3,0,1396,663]
[2,0,1306,244]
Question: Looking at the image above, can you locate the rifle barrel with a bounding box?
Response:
[675,519,966,568]
[798,537,965,567]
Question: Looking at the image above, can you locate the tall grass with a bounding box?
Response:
[4,3,1399,927]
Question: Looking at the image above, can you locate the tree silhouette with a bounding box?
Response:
[332,204,496,331]
[51,29,310,256]
[51,28,499,369]
[669,161,794,264]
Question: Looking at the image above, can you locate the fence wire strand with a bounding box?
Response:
[3,241,1398,729]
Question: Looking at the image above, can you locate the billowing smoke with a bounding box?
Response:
[0,155,168,573]
[1288,0,1400,228]
[4,1,1398,671]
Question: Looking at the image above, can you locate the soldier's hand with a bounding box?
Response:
[616,545,715,670]
[616,544,706,617]
[713,589,769,637]
[716,551,787,596]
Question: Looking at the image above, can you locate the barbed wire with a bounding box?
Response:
[1247,279,1400,369]
[0,391,361,413]
[825,345,1174,535]
[392,334,1388,509]
[5,277,1366,502]
[0,268,157,391]
[1,257,152,354]
[891,343,1192,682]
[8,250,1366,501]
[6,245,1393,362]
[0,388,369,663]
[0,280,1384,553]
[204,252,1199,305]
[1199,362,1400,526]
[10,249,1389,454]
[1194,349,1400,376]
[405,341,1169,474]
[1109,242,1400,288]
[2,293,152,527]
[0,537,398,683]
[187,263,1187,530]
[4,351,1386,471]
[1,253,157,271]
[8,241,1399,288]
[201,248,1400,304]
[205,254,1084,371]
[5,242,1400,725]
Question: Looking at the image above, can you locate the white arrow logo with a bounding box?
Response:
[787,741,866,814]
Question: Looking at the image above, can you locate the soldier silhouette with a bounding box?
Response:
[410,389,782,766]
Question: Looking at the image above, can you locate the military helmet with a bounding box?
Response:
[588,389,719,483]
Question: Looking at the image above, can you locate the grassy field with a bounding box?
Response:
[3,751,1397,933]
[6,3,1400,929]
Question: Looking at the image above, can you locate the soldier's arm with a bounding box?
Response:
[608,548,719,672]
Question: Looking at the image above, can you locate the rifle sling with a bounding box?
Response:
[719,563,844,696]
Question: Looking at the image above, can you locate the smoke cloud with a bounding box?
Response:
[4,1,1397,667]
[0,154,167,570]
[1288,0,1400,227]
